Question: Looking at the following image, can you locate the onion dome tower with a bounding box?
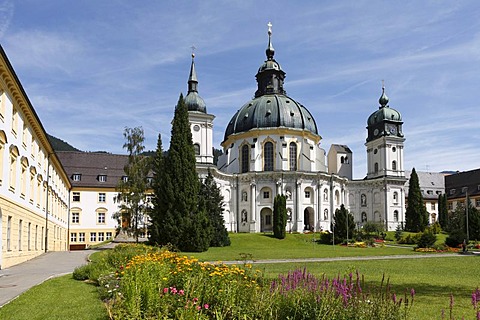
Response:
[365,84,405,179]
[223,23,318,142]
[185,52,214,164]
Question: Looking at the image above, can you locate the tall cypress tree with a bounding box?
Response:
[405,168,429,232]
[438,193,448,229]
[151,94,211,251]
[199,169,229,247]
[273,194,287,239]
[334,204,355,242]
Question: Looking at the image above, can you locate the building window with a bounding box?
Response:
[264,141,274,171]
[90,232,97,242]
[476,199,480,207]
[98,232,105,242]
[7,216,11,251]
[79,232,85,242]
[305,190,310,199]
[106,232,112,240]
[374,162,379,173]
[9,146,19,190]
[289,142,297,171]
[392,160,397,171]
[71,232,77,242]
[98,175,107,182]
[393,191,398,203]
[263,191,270,199]
[431,203,435,210]
[265,214,272,226]
[98,193,106,202]
[122,176,128,183]
[98,212,106,224]
[462,187,468,193]
[241,144,249,173]
[449,189,455,195]
[393,210,399,222]
[72,212,80,224]
[73,192,80,202]
[28,222,31,250]
[18,219,22,251]
[72,174,81,181]
[35,225,38,250]
[194,143,200,155]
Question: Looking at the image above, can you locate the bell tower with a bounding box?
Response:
[365,84,405,179]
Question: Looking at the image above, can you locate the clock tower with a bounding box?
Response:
[365,85,405,179]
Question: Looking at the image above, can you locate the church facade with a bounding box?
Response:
[187,27,407,233]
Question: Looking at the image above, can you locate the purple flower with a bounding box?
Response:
[410,288,415,298]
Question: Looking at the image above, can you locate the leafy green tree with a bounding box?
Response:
[405,168,429,232]
[416,229,437,248]
[333,204,355,242]
[273,194,287,239]
[114,127,151,242]
[150,94,211,252]
[445,202,467,247]
[438,193,448,229]
[199,169,230,247]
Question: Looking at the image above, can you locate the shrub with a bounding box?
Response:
[416,230,437,248]
[394,225,403,242]
[317,231,332,244]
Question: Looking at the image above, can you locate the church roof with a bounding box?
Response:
[223,23,318,142]
[184,53,207,113]
[367,86,402,126]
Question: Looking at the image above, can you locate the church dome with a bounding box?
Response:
[184,53,207,113]
[223,24,318,141]
[367,86,402,126]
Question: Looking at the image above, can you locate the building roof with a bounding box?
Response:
[184,53,207,113]
[445,168,480,199]
[330,144,352,154]
[405,170,445,200]
[56,151,128,188]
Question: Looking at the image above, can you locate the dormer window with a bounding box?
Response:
[122,176,128,183]
[98,175,107,182]
[146,177,153,185]
[72,174,81,182]
[462,187,468,193]
[450,189,456,195]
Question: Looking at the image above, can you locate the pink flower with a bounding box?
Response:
[196,306,201,310]
[163,287,169,294]
[193,297,199,303]
[179,289,185,296]
[204,304,209,309]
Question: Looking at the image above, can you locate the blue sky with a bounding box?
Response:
[0,1,479,179]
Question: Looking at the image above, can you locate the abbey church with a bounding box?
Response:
[188,26,407,233]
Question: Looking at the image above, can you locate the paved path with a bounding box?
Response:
[0,250,93,307]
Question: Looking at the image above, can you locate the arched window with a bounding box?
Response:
[393,210,399,222]
[289,142,297,171]
[9,146,19,190]
[392,160,397,171]
[335,190,340,205]
[393,191,398,203]
[193,143,200,155]
[374,162,379,173]
[344,156,349,164]
[0,130,6,183]
[241,144,249,173]
[340,156,345,164]
[264,141,274,171]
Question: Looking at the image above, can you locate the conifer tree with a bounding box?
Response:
[333,204,355,242]
[199,169,230,247]
[438,193,448,229]
[405,168,429,232]
[273,194,287,239]
[150,94,211,251]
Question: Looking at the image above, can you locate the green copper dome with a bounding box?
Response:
[184,53,207,113]
[367,86,402,126]
[224,24,318,141]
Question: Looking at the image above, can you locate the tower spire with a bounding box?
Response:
[188,45,198,92]
[266,22,275,60]
[379,80,389,108]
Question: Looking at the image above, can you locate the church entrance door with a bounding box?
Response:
[304,207,314,231]
[260,208,273,232]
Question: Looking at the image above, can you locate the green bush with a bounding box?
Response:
[416,230,437,248]
[316,231,332,244]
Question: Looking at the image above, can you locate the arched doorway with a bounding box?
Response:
[260,207,273,232]
[304,207,314,231]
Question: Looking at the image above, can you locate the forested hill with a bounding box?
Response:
[47,134,81,152]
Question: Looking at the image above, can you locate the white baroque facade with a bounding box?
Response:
[189,28,407,233]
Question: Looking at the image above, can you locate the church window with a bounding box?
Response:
[241,144,249,173]
[374,162,379,173]
[392,147,396,152]
[289,142,297,171]
[194,143,200,155]
[341,156,345,164]
[393,191,398,203]
[263,191,270,199]
[393,210,399,222]
[392,160,397,171]
[374,149,378,154]
[264,141,274,171]
[305,190,310,199]
[431,203,435,210]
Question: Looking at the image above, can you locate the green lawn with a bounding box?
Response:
[0,274,106,320]
[188,233,417,261]
[1,233,476,320]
